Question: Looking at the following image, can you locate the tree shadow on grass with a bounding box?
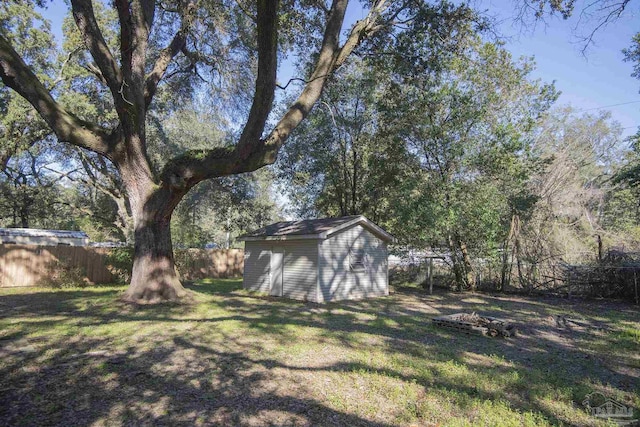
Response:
[0,335,397,426]
[0,329,569,426]
[1,284,638,425]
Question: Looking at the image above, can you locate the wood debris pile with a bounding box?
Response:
[432,312,517,337]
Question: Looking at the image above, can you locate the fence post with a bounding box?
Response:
[428,257,433,295]
[634,269,638,305]
[597,235,603,262]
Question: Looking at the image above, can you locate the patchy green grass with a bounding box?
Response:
[0,280,638,426]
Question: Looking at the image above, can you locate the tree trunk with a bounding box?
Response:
[448,233,474,291]
[500,214,517,291]
[118,146,187,304]
[0,0,380,305]
[515,229,526,291]
[121,202,187,304]
[448,234,463,290]
[458,238,475,291]
[451,260,465,291]
[449,234,473,291]
[19,205,29,228]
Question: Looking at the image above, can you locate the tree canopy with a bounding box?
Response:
[0,0,407,302]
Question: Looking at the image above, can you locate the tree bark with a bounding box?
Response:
[500,214,517,291]
[514,223,526,291]
[123,217,186,303]
[448,234,464,291]
[458,237,475,291]
[114,197,133,244]
[121,182,187,304]
[448,233,474,291]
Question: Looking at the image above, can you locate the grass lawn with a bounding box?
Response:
[0,280,638,426]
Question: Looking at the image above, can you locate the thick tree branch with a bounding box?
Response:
[159,0,391,190]
[115,0,133,78]
[131,1,155,85]
[70,0,123,98]
[263,0,389,154]
[116,0,155,108]
[144,2,196,107]
[144,33,187,106]
[235,0,279,155]
[0,34,112,157]
[262,0,348,150]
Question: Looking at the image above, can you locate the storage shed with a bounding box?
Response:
[0,228,90,246]
[239,215,393,302]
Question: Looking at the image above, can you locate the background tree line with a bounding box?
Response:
[277,5,640,292]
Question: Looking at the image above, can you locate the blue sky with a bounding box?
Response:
[41,0,639,139]
[479,0,639,139]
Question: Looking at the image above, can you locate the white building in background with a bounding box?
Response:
[0,228,90,246]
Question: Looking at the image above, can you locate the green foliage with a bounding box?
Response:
[623,32,640,83]
[147,98,281,248]
[0,2,55,165]
[278,58,409,223]
[39,258,87,288]
[0,2,54,71]
[104,247,134,284]
[279,5,561,289]
[1,0,282,242]
[382,21,558,262]
[602,188,640,233]
[2,0,636,298]
[0,145,73,228]
[171,168,281,248]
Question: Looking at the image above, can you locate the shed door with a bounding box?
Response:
[270,246,284,296]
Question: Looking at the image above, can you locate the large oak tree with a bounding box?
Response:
[0,0,393,303]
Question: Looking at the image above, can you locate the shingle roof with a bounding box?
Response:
[0,228,89,239]
[238,215,393,242]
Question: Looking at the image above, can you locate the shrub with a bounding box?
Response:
[40,258,87,288]
[105,247,134,283]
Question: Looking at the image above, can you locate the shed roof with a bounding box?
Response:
[0,228,89,239]
[238,215,394,242]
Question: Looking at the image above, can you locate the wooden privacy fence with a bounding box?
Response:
[174,248,244,281]
[0,244,244,288]
[0,244,113,287]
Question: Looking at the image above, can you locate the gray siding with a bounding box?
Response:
[243,240,319,302]
[243,241,271,292]
[318,224,388,302]
[281,241,318,302]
